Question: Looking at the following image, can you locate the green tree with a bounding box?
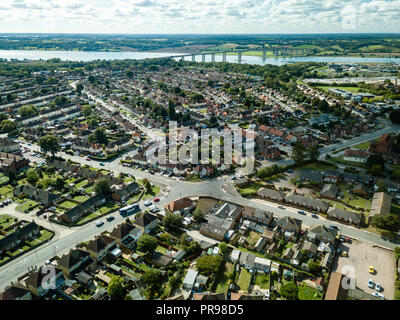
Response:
[279,282,298,300]
[308,261,321,275]
[126,70,134,79]
[18,105,38,117]
[193,209,204,223]
[308,146,320,162]
[26,169,39,185]
[137,234,157,253]
[82,105,92,117]
[76,83,84,94]
[371,214,400,233]
[168,100,176,120]
[107,276,125,300]
[93,128,108,144]
[196,255,222,276]
[38,135,60,156]
[94,178,111,196]
[292,142,306,166]
[1,120,17,133]
[163,211,183,230]
[389,110,400,125]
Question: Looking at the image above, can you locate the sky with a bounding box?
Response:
[0,0,399,34]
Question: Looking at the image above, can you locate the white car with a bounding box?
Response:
[375,283,382,292]
[368,279,374,289]
[144,200,152,206]
[372,292,384,299]
[95,220,104,227]
[149,205,160,213]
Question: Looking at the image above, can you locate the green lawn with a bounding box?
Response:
[0,215,16,229]
[298,283,322,300]
[142,185,161,199]
[237,268,252,292]
[302,161,337,171]
[0,185,13,197]
[238,182,263,197]
[17,200,39,212]
[73,195,89,202]
[254,273,270,289]
[59,200,77,209]
[75,180,89,188]
[95,202,119,214]
[216,262,234,294]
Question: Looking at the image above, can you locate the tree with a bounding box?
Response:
[107,276,125,300]
[137,234,157,253]
[193,209,204,223]
[196,255,222,276]
[371,214,400,233]
[376,180,387,193]
[82,105,92,117]
[308,261,321,275]
[38,135,60,156]
[93,128,108,144]
[370,164,383,176]
[163,211,183,230]
[76,83,84,94]
[94,178,111,196]
[389,110,400,124]
[218,242,228,256]
[26,169,39,185]
[126,70,133,79]
[366,154,385,170]
[292,142,306,166]
[0,120,17,133]
[142,179,151,193]
[18,105,38,117]
[279,282,298,300]
[308,146,320,162]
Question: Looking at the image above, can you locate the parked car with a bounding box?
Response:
[329,225,339,231]
[342,251,348,257]
[372,292,384,299]
[369,266,375,274]
[96,220,104,227]
[144,200,152,206]
[106,216,115,222]
[86,158,91,161]
[368,279,374,288]
[149,205,160,213]
[154,198,160,202]
[298,210,306,215]
[278,205,286,210]
[100,163,105,166]
[375,283,382,292]
[311,214,319,219]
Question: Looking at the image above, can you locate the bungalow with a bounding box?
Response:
[164,198,196,214]
[344,149,369,163]
[257,188,285,203]
[327,208,361,227]
[57,248,92,278]
[133,212,159,234]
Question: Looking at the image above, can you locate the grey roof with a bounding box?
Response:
[257,188,286,201]
[285,194,330,212]
[302,240,318,254]
[214,202,243,221]
[183,269,198,286]
[327,208,361,226]
[309,225,338,244]
[299,170,324,183]
[276,216,302,232]
[0,221,40,252]
[320,184,338,199]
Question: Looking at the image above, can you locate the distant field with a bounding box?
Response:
[317,86,362,93]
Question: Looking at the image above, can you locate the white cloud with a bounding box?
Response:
[0,0,398,33]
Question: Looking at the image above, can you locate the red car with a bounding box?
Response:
[86,158,91,161]
[154,198,160,202]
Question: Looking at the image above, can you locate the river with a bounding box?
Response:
[0,49,399,65]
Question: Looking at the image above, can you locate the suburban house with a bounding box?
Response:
[285,193,330,213]
[13,184,58,206]
[242,206,274,226]
[343,149,369,163]
[239,251,255,270]
[200,222,228,241]
[0,152,29,173]
[276,216,302,241]
[327,208,361,227]
[0,221,40,255]
[111,182,140,202]
[320,184,338,200]
[0,284,32,300]
[24,267,65,297]
[253,256,271,272]
[83,235,116,262]
[0,137,20,153]
[257,188,285,203]
[307,225,338,245]
[213,202,243,222]
[133,212,159,234]
[164,198,196,214]
[353,184,369,197]
[57,248,93,278]
[109,222,143,250]
[302,241,318,258]
[182,269,199,290]
[57,194,106,224]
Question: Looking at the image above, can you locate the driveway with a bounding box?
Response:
[332,240,395,300]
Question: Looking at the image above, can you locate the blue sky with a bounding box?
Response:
[0,0,398,34]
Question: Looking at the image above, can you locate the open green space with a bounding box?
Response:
[298,283,323,300]
[237,268,252,292]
